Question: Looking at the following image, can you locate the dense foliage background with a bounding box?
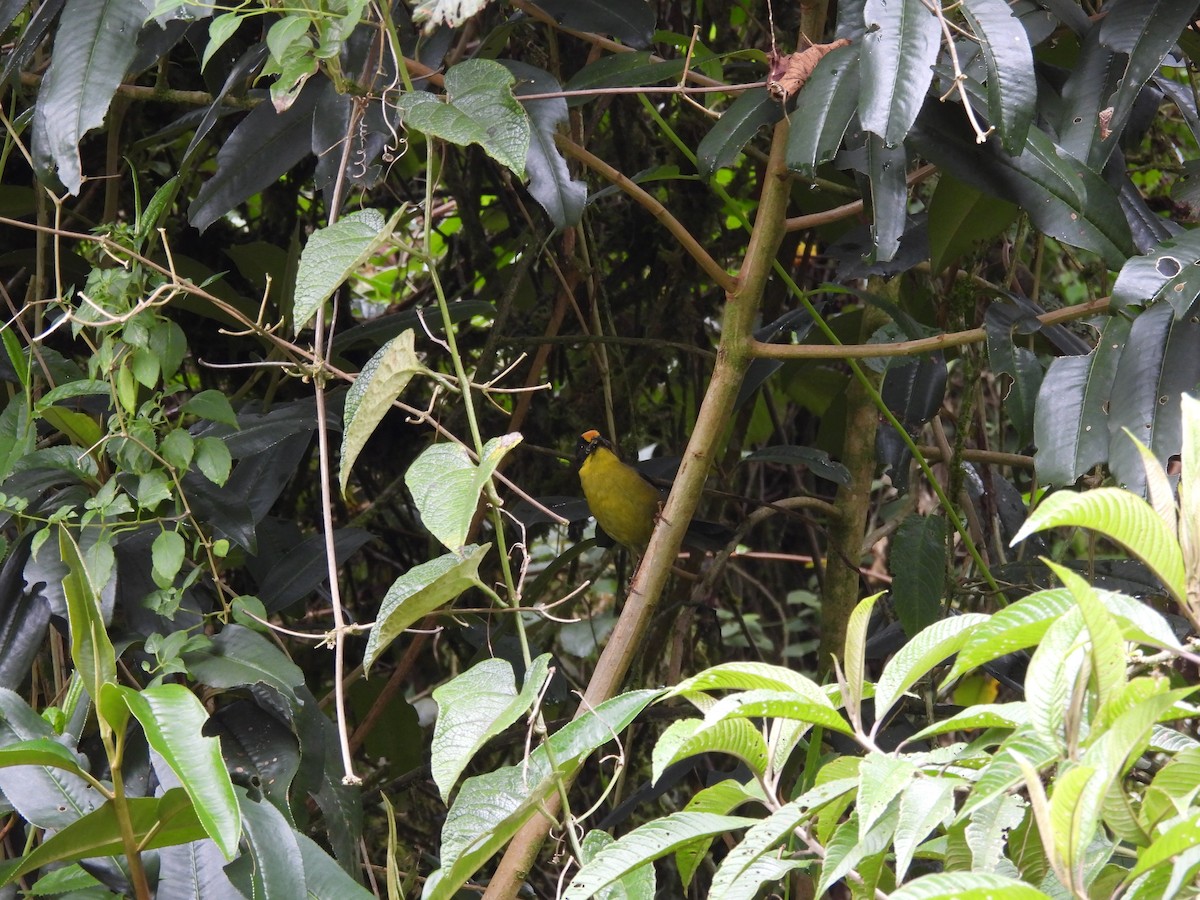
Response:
[2,0,1200,897]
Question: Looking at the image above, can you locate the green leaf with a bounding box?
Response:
[194,436,232,486]
[431,654,553,801]
[202,12,243,71]
[960,0,1035,154]
[562,813,759,899]
[817,806,899,896]
[182,624,306,699]
[866,132,908,262]
[1045,561,1126,716]
[709,779,858,895]
[58,527,116,700]
[0,395,36,483]
[405,434,522,553]
[183,389,239,428]
[292,208,394,334]
[1049,764,1106,881]
[425,690,660,900]
[339,329,428,496]
[37,379,112,409]
[225,786,304,899]
[651,716,770,782]
[843,592,882,723]
[910,702,1029,740]
[151,529,186,589]
[889,871,1052,899]
[1112,228,1200,316]
[507,61,587,229]
[159,428,195,470]
[1130,811,1200,880]
[1011,488,1186,603]
[1033,316,1131,486]
[31,0,149,194]
[1025,608,1085,750]
[697,88,781,176]
[0,738,86,775]
[927,174,1020,273]
[890,514,947,637]
[562,51,686,103]
[669,660,831,698]
[581,829,656,899]
[0,789,206,887]
[363,545,489,674]
[911,104,1133,268]
[786,43,860,176]
[398,59,530,177]
[965,793,1024,872]
[117,684,240,858]
[894,779,957,881]
[859,0,940,144]
[874,614,989,722]
[701,689,855,736]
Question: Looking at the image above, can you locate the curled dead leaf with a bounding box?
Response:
[768,39,852,102]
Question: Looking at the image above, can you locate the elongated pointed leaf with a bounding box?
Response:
[1112,227,1200,317]
[874,614,989,721]
[563,813,759,899]
[426,690,660,900]
[911,101,1133,267]
[189,79,323,233]
[118,684,240,859]
[1107,303,1200,496]
[58,527,116,700]
[1033,316,1131,486]
[0,789,205,887]
[960,0,1035,153]
[889,871,1053,899]
[859,0,939,144]
[1012,487,1185,602]
[787,43,860,175]
[698,89,782,176]
[31,0,151,193]
[507,61,587,228]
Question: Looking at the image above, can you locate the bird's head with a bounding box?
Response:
[575,429,612,469]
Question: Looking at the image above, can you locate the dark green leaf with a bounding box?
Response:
[1108,303,1200,495]
[859,0,940,144]
[866,133,907,262]
[927,173,1019,272]
[535,0,655,49]
[787,43,860,175]
[697,89,781,176]
[189,79,323,233]
[506,61,587,228]
[961,0,1035,154]
[1033,316,1131,486]
[911,101,1134,267]
[743,445,851,485]
[31,0,149,193]
[890,514,947,637]
[563,52,685,105]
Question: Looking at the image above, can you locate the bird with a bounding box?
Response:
[574,429,733,553]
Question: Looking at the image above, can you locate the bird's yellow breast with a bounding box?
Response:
[578,445,662,550]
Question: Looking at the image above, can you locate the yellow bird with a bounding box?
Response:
[574,430,732,553]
